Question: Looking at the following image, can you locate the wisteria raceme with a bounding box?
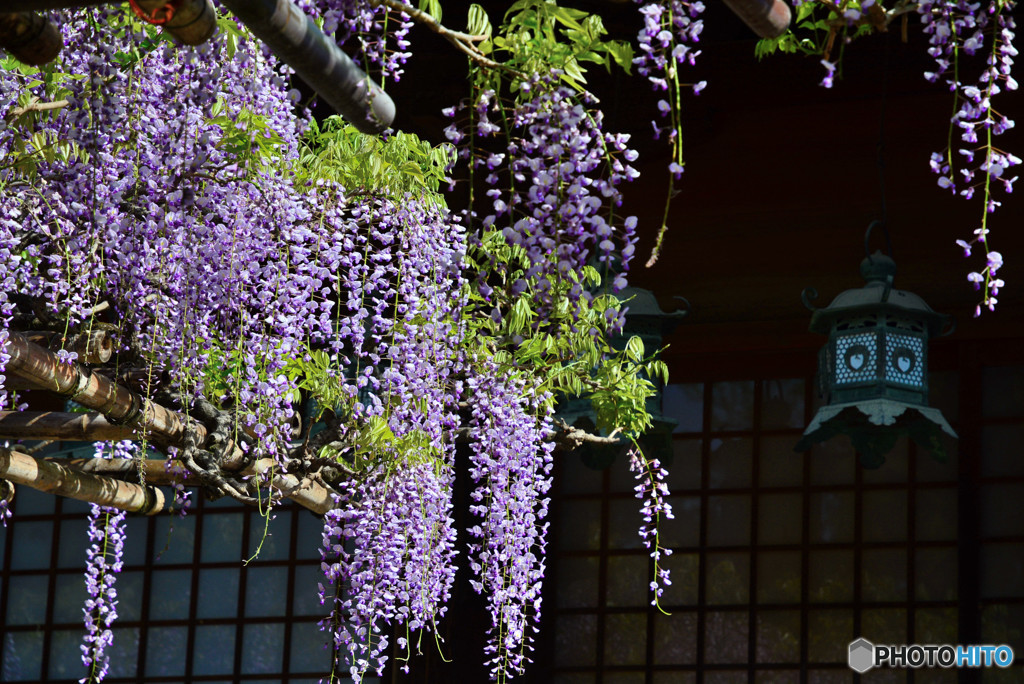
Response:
[297,0,413,82]
[0,65,22,413]
[80,441,135,683]
[0,495,10,528]
[466,362,554,680]
[319,461,458,681]
[445,75,639,328]
[81,505,126,683]
[627,446,674,606]
[634,0,706,178]
[315,189,466,681]
[918,0,1018,313]
[0,223,21,413]
[486,79,640,285]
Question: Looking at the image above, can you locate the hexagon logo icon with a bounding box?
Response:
[848,638,875,673]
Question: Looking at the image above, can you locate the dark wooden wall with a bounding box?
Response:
[385,1,1024,366]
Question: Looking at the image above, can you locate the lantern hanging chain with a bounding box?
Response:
[877,28,890,231]
[866,30,894,265]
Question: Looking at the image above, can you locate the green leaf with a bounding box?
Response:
[418,0,442,22]
[467,4,493,37]
[625,336,644,364]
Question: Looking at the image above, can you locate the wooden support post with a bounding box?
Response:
[0,447,165,514]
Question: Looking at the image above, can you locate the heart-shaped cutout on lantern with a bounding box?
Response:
[895,348,915,374]
[844,344,869,372]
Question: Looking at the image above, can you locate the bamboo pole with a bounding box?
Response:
[64,455,332,514]
[4,330,195,448]
[722,0,792,38]
[0,447,165,514]
[1,335,335,514]
[0,410,137,442]
[25,329,115,364]
[60,456,197,484]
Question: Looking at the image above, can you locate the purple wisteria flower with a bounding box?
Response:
[81,503,127,683]
[466,362,554,680]
[634,0,705,178]
[917,0,1018,312]
[298,0,413,82]
[79,442,135,682]
[0,491,11,528]
[627,446,674,607]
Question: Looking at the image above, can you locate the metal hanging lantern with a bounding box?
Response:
[795,224,957,468]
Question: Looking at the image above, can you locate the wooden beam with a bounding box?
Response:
[56,456,201,487]
[4,331,195,447]
[0,447,165,514]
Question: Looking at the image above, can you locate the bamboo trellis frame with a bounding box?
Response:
[0,331,333,515]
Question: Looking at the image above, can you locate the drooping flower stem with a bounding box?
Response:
[81,505,126,683]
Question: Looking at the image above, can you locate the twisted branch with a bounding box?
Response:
[370,0,521,74]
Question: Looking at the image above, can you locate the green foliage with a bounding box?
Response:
[755,0,889,61]
[417,0,443,22]
[209,103,286,174]
[0,59,88,179]
[465,228,664,441]
[297,116,455,203]
[478,0,633,92]
[281,348,349,417]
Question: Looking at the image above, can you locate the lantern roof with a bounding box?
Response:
[617,286,689,323]
[808,252,950,337]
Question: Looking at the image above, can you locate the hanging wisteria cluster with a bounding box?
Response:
[81,504,126,683]
[80,442,135,683]
[633,0,706,266]
[466,363,555,679]
[773,0,1018,312]
[467,76,641,297]
[319,460,458,679]
[627,446,675,608]
[298,0,414,82]
[919,0,1018,314]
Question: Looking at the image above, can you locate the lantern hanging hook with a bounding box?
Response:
[863,220,895,302]
[864,219,894,262]
[801,287,819,312]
